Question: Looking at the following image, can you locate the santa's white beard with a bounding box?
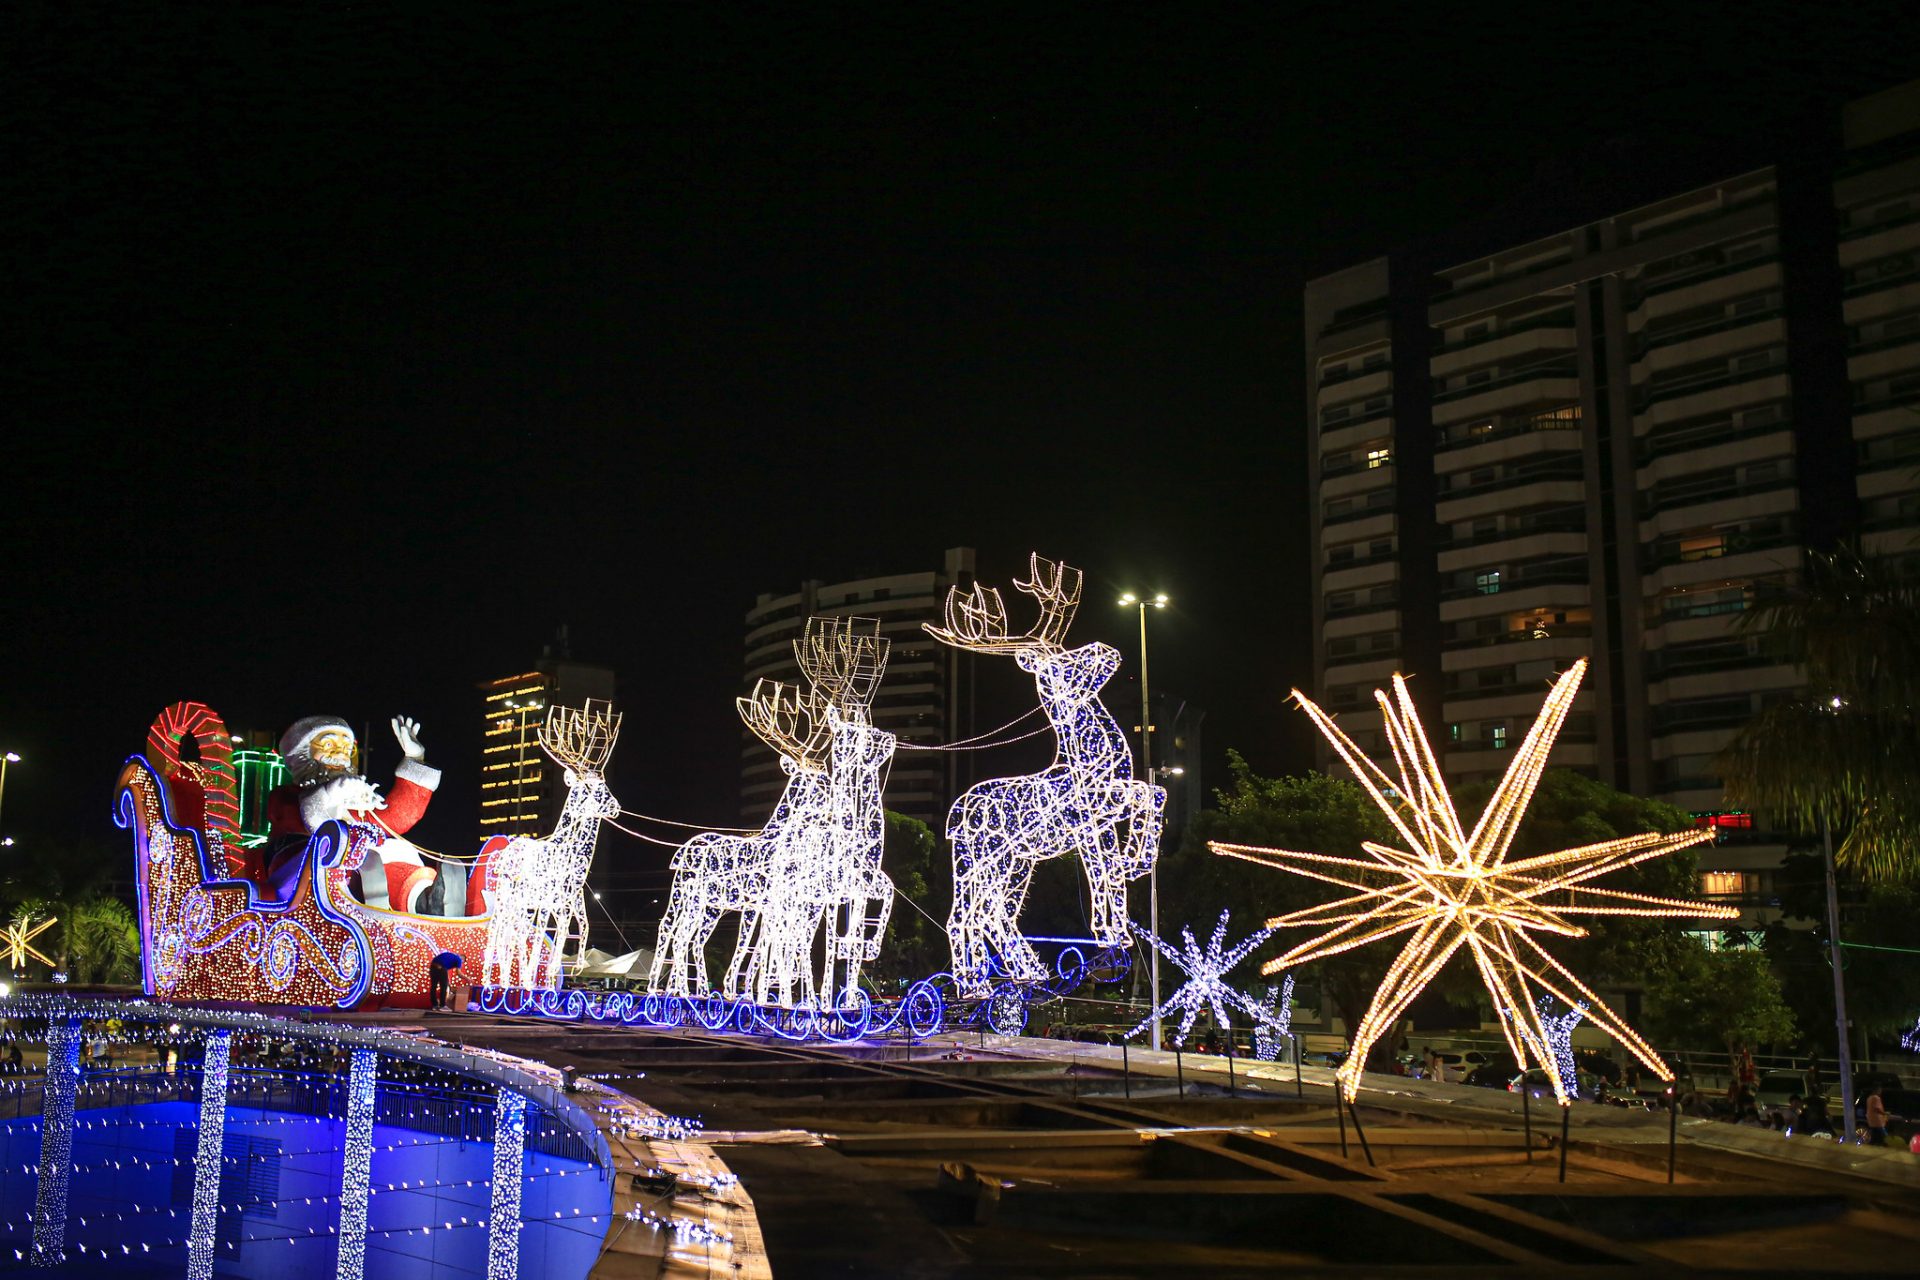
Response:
[298,774,387,830]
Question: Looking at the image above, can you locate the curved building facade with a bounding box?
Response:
[741,547,977,826]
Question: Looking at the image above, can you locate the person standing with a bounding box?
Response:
[1864,1087,1889,1146]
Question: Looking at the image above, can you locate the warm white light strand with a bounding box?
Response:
[1212,658,1734,1102]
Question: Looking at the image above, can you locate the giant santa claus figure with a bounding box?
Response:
[265,714,441,912]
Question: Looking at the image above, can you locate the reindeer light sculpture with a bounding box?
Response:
[649,678,835,999]
[651,617,900,1010]
[926,554,1166,997]
[757,617,896,1008]
[479,699,622,992]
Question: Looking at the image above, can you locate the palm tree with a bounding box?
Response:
[63,898,141,985]
[1717,545,1920,881]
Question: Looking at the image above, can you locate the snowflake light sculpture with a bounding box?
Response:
[1252,975,1296,1062]
[480,700,622,991]
[4,910,58,972]
[652,618,897,1009]
[1212,658,1736,1103]
[926,554,1166,997]
[1125,911,1279,1047]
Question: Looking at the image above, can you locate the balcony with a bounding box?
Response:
[1437,507,1586,551]
[1637,251,1779,302]
[1436,454,1585,502]
[1435,355,1580,404]
[1443,622,1592,652]
[1432,307,1576,356]
[1440,561,1589,602]
[1637,410,1790,464]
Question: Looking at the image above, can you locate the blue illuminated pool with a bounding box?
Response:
[0,1003,613,1278]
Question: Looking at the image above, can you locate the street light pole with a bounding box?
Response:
[0,752,18,845]
[1119,592,1168,1050]
[1823,814,1856,1141]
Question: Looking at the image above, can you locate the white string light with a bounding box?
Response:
[480,701,623,992]
[1124,911,1280,1047]
[652,619,899,1009]
[29,1019,79,1266]
[185,1029,230,1280]
[335,1047,377,1280]
[925,554,1166,997]
[1252,975,1296,1062]
[487,1089,526,1280]
[1212,658,1737,1102]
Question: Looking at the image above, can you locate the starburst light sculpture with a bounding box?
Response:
[5,911,58,972]
[1125,910,1279,1047]
[1212,658,1736,1103]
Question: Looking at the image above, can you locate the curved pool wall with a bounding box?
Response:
[0,998,614,1278]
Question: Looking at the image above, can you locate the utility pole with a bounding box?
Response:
[1823,814,1856,1141]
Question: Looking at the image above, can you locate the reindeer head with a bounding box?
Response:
[796,615,891,722]
[737,679,832,772]
[539,699,623,819]
[925,553,1083,670]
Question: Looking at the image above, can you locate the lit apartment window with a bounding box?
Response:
[1701,870,1745,897]
[1476,570,1502,595]
[1678,534,1726,562]
[1490,725,1508,749]
[1366,448,1391,469]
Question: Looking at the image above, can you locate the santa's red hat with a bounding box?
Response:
[279,715,352,761]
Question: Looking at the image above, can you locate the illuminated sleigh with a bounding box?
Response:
[118,701,525,1010]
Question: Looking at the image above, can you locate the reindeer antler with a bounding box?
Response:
[925,553,1082,653]
[539,699,623,772]
[736,679,831,770]
[795,616,891,712]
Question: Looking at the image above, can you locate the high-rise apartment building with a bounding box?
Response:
[741,547,978,826]
[477,649,617,844]
[1304,82,1920,933]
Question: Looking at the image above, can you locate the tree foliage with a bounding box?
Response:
[1718,546,1920,881]
[872,810,949,989]
[1642,946,1796,1066]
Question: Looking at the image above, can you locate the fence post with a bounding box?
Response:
[1175,1044,1185,1098]
[1557,1100,1571,1182]
[1522,1082,1533,1163]
[1121,1040,1131,1100]
[1667,1085,1678,1184]
[1293,1034,1303,1099]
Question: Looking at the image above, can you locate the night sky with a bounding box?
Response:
[7,5,1916,883]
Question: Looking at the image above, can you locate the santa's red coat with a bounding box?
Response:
[267,774,434,839]
[267,762,440,908]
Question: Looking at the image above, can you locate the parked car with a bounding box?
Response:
[1753,1070,1809,1114]
[1464,1056,1520,1089]
[1508,1068,1554,1100]
[1574,1049,1621,1085]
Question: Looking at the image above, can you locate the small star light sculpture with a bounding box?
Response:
[4,912,58,972]
[1127,910,1278,1047]
[1212,658,1736,1103]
